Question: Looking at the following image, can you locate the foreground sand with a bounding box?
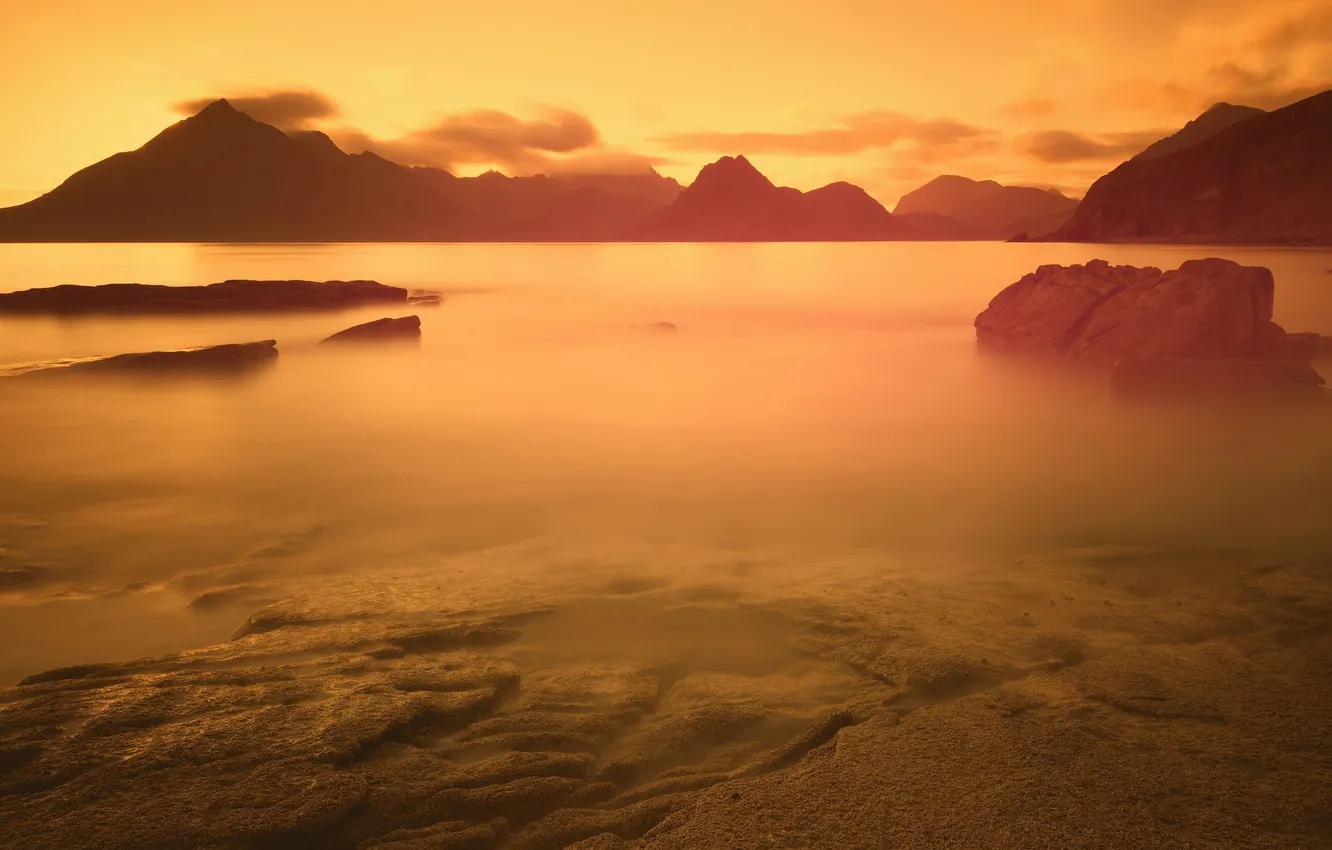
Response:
[2,540,1330,849]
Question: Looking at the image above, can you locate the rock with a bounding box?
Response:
[976,258,1282,364]
[2,340,278,378]
[644,322,677,333]
[321,316,421,344]
[1111,356,1326,401]
[407,294,444,307]
[0,280,406,314]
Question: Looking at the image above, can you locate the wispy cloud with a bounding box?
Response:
[174,89,339,132]
[174,90,665,176]
[1016,129,1168,163]
[655,111,1002,161]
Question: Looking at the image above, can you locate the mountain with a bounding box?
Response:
[0,100,679,243]
[1131,102,1265,162]
[634,156,915,241]
[0,101,461,241]
[0,104,962,243]
[1054,89,1332,245]
[893,175,1078,239]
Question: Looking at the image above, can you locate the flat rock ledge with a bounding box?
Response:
[1,340,279,378]
[321,316,422,344]
[0,280,407,314]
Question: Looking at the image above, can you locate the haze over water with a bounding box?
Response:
[1,241,1331,684]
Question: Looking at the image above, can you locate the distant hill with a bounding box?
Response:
[633,156,918,241]
[0,100,679,243]
[893,175,1078,240]
[0,101,461,241]
[1131,103,1265,162]
[1054,89,1332,245]
[0,102,1025,243]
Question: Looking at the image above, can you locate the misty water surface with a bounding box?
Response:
[1,241,1330,682]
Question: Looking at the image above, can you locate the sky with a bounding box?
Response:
[1,0,1329,208]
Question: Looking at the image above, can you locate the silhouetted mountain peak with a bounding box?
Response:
[1132,102,1266,162]
[187,99,255,127]
[689,155,774,194]
[288,130,343,157]
[894,173,1078,239]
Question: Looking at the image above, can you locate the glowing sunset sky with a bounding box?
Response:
[2,0,1328,207]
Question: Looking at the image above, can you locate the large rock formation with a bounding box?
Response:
[893,175,1078,240]
[0,279,406,314]
[1053,90,1332,244]
[321,315,421,344]
[2,340,278,378]
[975,258,1325,400]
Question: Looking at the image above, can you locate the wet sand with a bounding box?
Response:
[3,538,1331,848]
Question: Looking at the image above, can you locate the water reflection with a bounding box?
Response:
[0,241,1330,683]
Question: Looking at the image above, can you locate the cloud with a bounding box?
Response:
[174,88,665,176]
[333,108,601,173]
[537,150,674,176]
[655,111,1001,160]
[1103,2,1332,114]
[1016,129,1169,163]
[999,98,1060,122]
[174,89,339,131]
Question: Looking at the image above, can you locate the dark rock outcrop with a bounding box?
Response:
[406,290,444,307]
[3,340,279,378]
[976,258,1326,400]
[1053,90,1332,244]
[893,175,1078,240]
[975,258,1294,364]
[0,279,406,314]
[321,316,421,344]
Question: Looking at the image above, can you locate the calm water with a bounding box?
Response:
[1,242,1331,683]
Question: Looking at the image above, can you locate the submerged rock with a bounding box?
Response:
[321,315,422,344]
[1111,356,1327,402]
[2,340,278,378]
[0,279,407,314]
[407,289,445,307]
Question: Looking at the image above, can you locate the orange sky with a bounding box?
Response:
[2,0,1329,208]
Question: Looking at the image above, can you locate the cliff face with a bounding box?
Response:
[1054,90,1332,245]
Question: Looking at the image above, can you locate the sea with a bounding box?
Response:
[1,241,1330,683]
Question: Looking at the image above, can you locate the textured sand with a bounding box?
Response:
[2,542,1330,849]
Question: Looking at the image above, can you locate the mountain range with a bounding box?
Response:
[892,175,1078,239]
[1,91,1328,244]
[0,100,1048,243]
[1055,91,1332,244]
